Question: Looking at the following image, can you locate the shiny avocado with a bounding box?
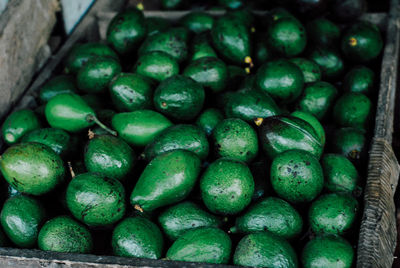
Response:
[331,127,366,162]
[322,154,359,193]
[190,33,218,61]
[195,108,224,136]
[39,75,77,103]
[291,110,325,146]
[1,109,41,145]
[135,51,179,82]
[308,46,344,80]
[181,12,214,34]
[343,65,375,94]
[289,58,322,84]
[333,92,372,129]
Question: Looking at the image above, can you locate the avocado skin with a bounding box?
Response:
[158,201,221,241]
[39,75,77,103]
[106,9,146,55]
[333,92,372,129]
[190,33,218,61]
[153,75,205,121]
[331,127,366,162]
[259,115,323,159]
[166,227,232,264]
[66,172,126,227]
[289,58,322,84]
[212,118,258,163]
[181,12,214,34]
[1,195,45,248]
[161,0,185,10]
[297,81,338,120]
[130,150,201,212]
[0,142,65,196]
[233,232,298,268]
[232,197,303,239]
[306,18,340,47]
[143,124,209,161]
[200,158,254,215]
[302,235,354,268]
[1,109,41,145]
[22,128,73,156]
[195,108,224,136]
[322,154,358,193]
[308,46,344,80]
[38,216,93,253]
[146,17,170,36]
[112,217,164,259]
[343,66,374,94]
[291,110,325,146]
[135,51,179,82]
[271,150,324,203]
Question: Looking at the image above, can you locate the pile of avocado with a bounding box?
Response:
[0,3,384,268]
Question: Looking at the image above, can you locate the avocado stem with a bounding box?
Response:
[254,118,264,126]
[67,161,76,179]
[86,115,117,136]
[134,204,144,213]
[88,129,95,140]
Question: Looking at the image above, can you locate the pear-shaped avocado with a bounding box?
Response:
[271,150,324,203]
[333,92,372,129]
[106,9,147,55]
[0,142,65,195]
[195,108,224,136]
[130,150,201,212]
[112,217,164,259]
[1,195,45,248]
[39,75,77,103]
[158,201,222,241]
[322,154,359,193]
[190,33,217,61]
[331,127,366,162]
[166,227,232,264]
[84,135,135,181]
[308,47,344,80]
[343,65,374,94]
[231,197,303,239]
[306,18,340,47]
[153,75,205,121]
[1,109,41,145]
[289,58,322,84]
[211,15,251,65]
[109,73,153,112]
[233,232,298,268]
[135,51,179,82]
[291,110,325,146]
[112,110,172,147]
[181,12,214,34]
[66,172,126,227]
[38,216,93,253]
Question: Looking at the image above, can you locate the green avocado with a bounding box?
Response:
[297,81,338,120]
[181,12,214,33]
[146,17,170,36]
[109,73,153,112]
[2,109,41,145]
[308,47,344,80]
[233,232,298,268]
[291,110,325,146]
[200,158,254,215]
[289,58,322,84]
[39,75,77,103]
[309,193,358,235]
[143,124,209,161]
[231,197,303,239]
[66,172,126,227]
[226,9,254,29]
[153,75,205,121]
[130,150,201,212]
[341,21,383,62]
[135,51,179,82]
[270,149,324,203]
[38,216,93,253]
[190,33,217,61]
[21,128,73,156]
[112,217,164,259]
[84,135,135,181]
[218,0,243,9]
[195,108,224,136]
[158,201,222,241]
[1,195,45,248]
[333,92,372,129]
[255,59,304,103]
[258,115,323,159]
[332,127,366,161]
[166,227,232,264]
[112,110,172,147]
[302,235,354,268]
[343,65,375,94]
[161,0,186,10]
[322,154,359,193]
[106,9,147,55]
[212,118,258,163]
[306,18,340,47]
[0,142,65,195]
[183,57,228,93]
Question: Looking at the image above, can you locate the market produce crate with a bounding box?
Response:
[0,0,399,267]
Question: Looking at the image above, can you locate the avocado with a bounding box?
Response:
[1,195,45,248]
[130,150,201,212]
[289,58,322,84]
[161,0,186,10]
[309,193,358,235]
[38,216,93,253]
[181,12,214,34]
[322,154,359,193]
[331,127,366,161]
[302,235,354,268]
[84,135,136,181]
[146,17,170,36]
[39,75,77,103]
[218,0,243,9]
[111,110,172,147]
[306,18,340,46]
[0,142,65,196]
[255,59,304,103]
[297,81,338,120]
[66,172,126,227]
[341,21,383,62]
[195,108,224,136]
[166,227,231,264]
[308,46,344,80]
[271,149,324,203]
[190,33,218,61]
[212,118,258,163]
[134,51,179,83]
[200,158,254,215]
[158,201,222,241]
[1,109,41,145]
[226,9,254,29]
[291,110,325,146]
[153,75,205,121]
[268,17,307,57]
[183,57,228,93]
[112,217,164,259]
[258,115,323,159]
[106,9,146,55]
[333,92,372,129]
[143,124,209,161]
[233,232,298,268]
[231,197,303,239]
[343,65,375,94]
[109,73,153,112]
